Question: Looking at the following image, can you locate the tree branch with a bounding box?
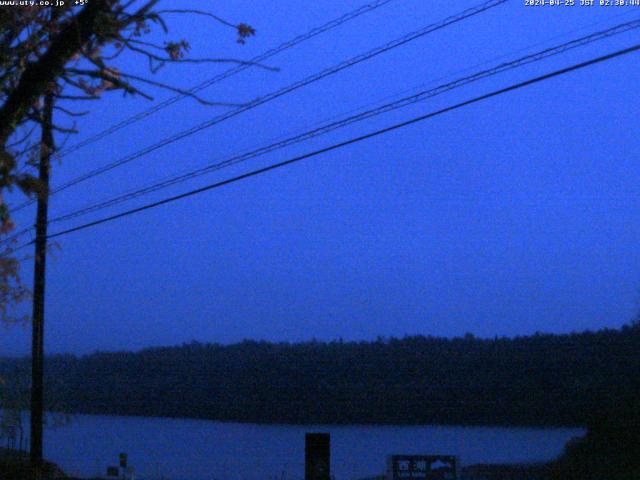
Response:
[0,0,117,147]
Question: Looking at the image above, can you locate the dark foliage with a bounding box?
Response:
[551,395,640,480]
[461,463,553,480]
[0,448,65,480]
[1,324,639,427]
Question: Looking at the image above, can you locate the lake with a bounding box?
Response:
[41,414,583,480]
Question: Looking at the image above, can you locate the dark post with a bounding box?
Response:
[305,433,330,480]
[119,452,128,479]
[30,93,54,477]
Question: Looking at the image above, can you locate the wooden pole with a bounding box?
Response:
[30,92,54,478]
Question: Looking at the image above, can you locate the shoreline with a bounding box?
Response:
[38,408,588,430]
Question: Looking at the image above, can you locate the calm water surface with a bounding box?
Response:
[42,414,583,480]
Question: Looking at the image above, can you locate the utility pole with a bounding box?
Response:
[30,92,54,478]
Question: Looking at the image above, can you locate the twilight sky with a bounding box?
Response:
[2,0,640,356]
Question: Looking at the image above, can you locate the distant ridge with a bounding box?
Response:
[1,324,638,426]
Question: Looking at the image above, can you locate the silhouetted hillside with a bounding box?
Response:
[1,324,639,426]
[551,395,640,480]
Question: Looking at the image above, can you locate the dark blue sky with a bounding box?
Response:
[2,0,640,356]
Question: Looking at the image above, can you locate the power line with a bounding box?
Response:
[40,18,640,226]
[12,0,400,170]
[51,0,399,160]
[1,239,34,258]
[36,43,640,243]
[9,0,507,214]
[5,16,638,248]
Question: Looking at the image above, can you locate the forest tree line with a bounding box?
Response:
[1,324,639,426]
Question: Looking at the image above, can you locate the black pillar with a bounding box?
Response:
[305,432,330,480]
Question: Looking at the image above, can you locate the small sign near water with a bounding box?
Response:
[387,455,458,480]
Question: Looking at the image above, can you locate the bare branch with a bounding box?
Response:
[123,42,279,71]
[64,67,153,100]
[53,94,100,101]
[51,124,79,135]
[7,125,37,149]
[153,9,237,29]
[110,70,248,107]
[126,38,166,51]
[53,105,89,117]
